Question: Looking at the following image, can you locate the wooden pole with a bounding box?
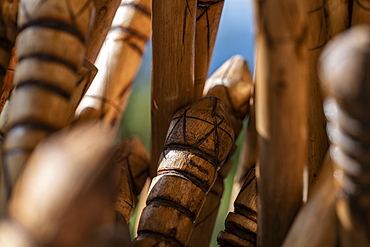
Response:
[2,0,95,196]
[7,122,120,247]
[188,55,252,247]
[281,155,337,247]
[305,0,329,192]
[134,97,234,247]
[150,0,196,178]
[0,0,18,79]
[319,25,370,247]
[76,0,152,130]
[194,0,224,99]
[112,136,150,224]
[218,167,257,247]
[85,0,121,63]
[324,0,350,40]
[351,0,370,26]
[254,0,308,245]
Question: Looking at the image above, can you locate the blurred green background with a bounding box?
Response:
[118,0,255,246]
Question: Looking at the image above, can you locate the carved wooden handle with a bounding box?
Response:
[134,96,234,247]
[2,0,94,194]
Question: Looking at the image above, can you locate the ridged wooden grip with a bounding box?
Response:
[218,168,257,247]
[2,0,94,193]
[319,25,370,246]
[134,97,234,247]
[0,0,18,77]
[113,136,150,224]
[76,0,151,128]
[188,55,252,247]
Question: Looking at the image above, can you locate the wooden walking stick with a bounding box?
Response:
[0,0,18,79]
[305,0,329,191]
[319,25,370,247]
[113,136,150,224]
[134,97,234,247]
[281,154,337,247]
[324,0,350,40]
[76,0,151,130]
[150,0,196,178]
[85,0,121,63]
[351,0,370,26]
[188,55,252,247]
[194,0,224,99]
[7,122,124,247]
[2,0,95,195]
[218,167,257,247]
[254,0,308,245]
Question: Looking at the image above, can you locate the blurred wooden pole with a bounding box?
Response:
[0,0,18,80]
[76,0,151,130]
[324,0,349,40]
[188,55,252,247]
[134,97,234,247]
[85,0,121,63]
[194,0,224,99]
[305,0,329,192]
[254,0,308,245]
[351,0,370,26]
[150,0,196,178]
[319,25,370,247]
[282,155,337,247]
[2,0,95,197]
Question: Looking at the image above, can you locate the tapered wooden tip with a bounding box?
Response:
[204,55,253,120]
[8,122,118,247]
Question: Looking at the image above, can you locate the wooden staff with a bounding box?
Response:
[324,0,349,40]
[85,0,121,63]
[305,0,329,191]
[7,122,121,247]
[218,168,257,247]
[112,136,150,224]
[0,48,16,113]
[0,0,18,79]
[76,0,151,130]
[150,0,196,178]
[188,55,252,247]
[194,0,224,99]
[2,0,95,195]
[254,0,308,245]
[319,25,370,246]
[351,0,370,26]
[281,154,337,247]
[134,97,234,247]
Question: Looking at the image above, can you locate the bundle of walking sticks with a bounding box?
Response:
[1,0,370,246]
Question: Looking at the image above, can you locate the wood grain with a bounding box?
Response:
[134,97,234,247]
[0,48,16,113]
[351,0,370,26]
[85,0,121,63]
[194,0,224,99]
[254,0,308,245]
[281,155,337,247]
[305,0,329,192]
[76,0,151,130]
[188,55,252,247]
[2,0,95,197]
[8,122,120,247]
[0,0,18,78]
[324,0,349,40]
[150,0,196,178]
[319,25,370,247]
